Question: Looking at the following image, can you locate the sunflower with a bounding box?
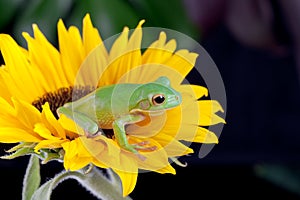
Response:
[0,14,225,196]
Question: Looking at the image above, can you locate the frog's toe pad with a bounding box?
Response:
[132,141,157,152]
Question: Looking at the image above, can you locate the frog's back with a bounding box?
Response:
[67,83,141,128]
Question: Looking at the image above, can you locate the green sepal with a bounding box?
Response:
[38,148,64,164]
[5,142,35,153]
[1,147,36,159]
[40,151,62,164]
[170,157,187,167]
[22,155,41,200]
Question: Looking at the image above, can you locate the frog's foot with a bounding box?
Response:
[122,141,157,161]
[85,129,104,138]
[132,141,157,152]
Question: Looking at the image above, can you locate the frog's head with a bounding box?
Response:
[130,76,182,113]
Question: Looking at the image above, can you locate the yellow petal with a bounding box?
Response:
[65,138,94,171]
[82,14,107,56]
[12,98,42,130]
[113,166,138,197]
[75,42,108,87]
[41,103,66,138]
[79,14,109,87]
[98,136,121,157]
[180,98,199,125]
[0,34,39,102]
[175,123,198,141]
[22,31,64,91]
[69,26,85,59]
[198,100,225,126]
[0,97,16,117]
[158,107,182,137]
[141,32,197,83]
[0,74,12,103]
[57,20,83,84]
[0,69,30,103]
[115,63,184,88]
[101,38,134,83]
[0,127,41,143]
[137,150,171,172]
[142,32,175,64]
[30,24,67,87]
[91,159,109,169]
[127,20,144,51]
[155,163,176,174]
[69,157,92,171]
[61,141,71,169]
[79,136,105,157]
[0,98,35,130]
[108,27,129,64]
[164,49,198,80]
[62,139,77,159]
[179,84,208,100]
[34,139,65,152]
[99,20,146,85]
[128,138,171,172]
[190,127,219,144]
[80,136,123,171]
[92,158,108,169]
[152,133,194,157]
[58,114,85,136]
[62,139,92,171]
[34,123,59,140]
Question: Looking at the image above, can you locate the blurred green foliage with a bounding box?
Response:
[255,164,300,196]
[0,0,199,46]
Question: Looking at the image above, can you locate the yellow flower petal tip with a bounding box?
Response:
[137,19,146,28]
[32,23,38,31]
[205,133,219,144]
[123,26,129,32]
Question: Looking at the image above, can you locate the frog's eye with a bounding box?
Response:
[152,94,165,105]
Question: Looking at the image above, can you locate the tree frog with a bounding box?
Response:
[57,76,182,154]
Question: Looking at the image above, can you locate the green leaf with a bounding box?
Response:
[31,168,132,200]
[127,0,200,39]
[12,0,73,45]
[22,155,41,200]
[0,0,25,30]
[67,0,139,38]
[255,164,300,195]
[67,0,199,40]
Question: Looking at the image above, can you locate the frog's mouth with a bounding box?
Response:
[147,110,166,116]
[146,94,181,116]
[166,94,182,107]
[131,109,165,116]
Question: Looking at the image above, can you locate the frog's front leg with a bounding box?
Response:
[113,113,152,154]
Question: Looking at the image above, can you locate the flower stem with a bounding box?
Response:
[31,166,132,200]
[74,168,133,200]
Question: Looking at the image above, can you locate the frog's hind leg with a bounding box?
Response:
[113,113,157,157]
[57,106,99,135]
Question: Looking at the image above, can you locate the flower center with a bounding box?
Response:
[32,86,95,119]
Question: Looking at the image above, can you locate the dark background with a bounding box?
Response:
[1,0,300,199]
